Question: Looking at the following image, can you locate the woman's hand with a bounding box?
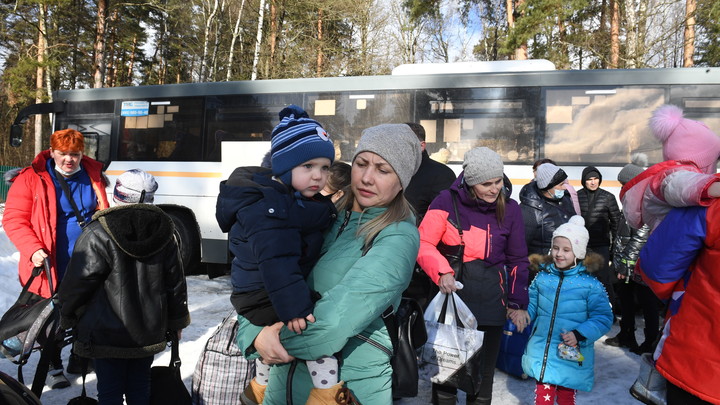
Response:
[254,322,295,364]
[31,249,48,268]
[438,273,458,294]
[507,308,530,333]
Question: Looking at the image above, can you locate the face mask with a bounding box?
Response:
[553,189,565,199]
[55,164,81,177]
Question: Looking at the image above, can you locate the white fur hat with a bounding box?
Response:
[552,215,589,260]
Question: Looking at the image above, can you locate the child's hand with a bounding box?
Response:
[287,314,316,334]
[561,331,578,347]
[287,317,307,334]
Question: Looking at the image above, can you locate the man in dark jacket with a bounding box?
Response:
[577,166,621,310]
[404,123,457,221]
[59,169,190,404]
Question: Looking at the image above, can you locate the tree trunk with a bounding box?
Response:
[683,0,695,67]
[507,0,527,60]
[610,0,620,68]
[626,0,638,68]
[226,0,246,81]
[127,34,137,85]
[558,19,567,68]
[251,0,266,81]
[209,1,225,82]
[200,0,220,82]
[35,3,48,156]
[105,8,119,87]
[93,0,108,88]
[599,0,607,68]
[268,1,278,78]
[316,8,323,77]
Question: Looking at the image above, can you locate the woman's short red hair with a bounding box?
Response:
[50,129,84,152]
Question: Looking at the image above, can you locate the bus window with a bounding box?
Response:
[81,132,111,164]
[205,94,303,161]
[305,90,414,162]
[416,87,540,164]
[118,97,204,161]
[544,86,666,165]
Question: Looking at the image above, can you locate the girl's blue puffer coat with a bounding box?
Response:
[521,253,613,392]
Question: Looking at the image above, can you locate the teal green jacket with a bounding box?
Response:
[237,207,419,404]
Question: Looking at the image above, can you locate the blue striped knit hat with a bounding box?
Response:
[270,105,335,186]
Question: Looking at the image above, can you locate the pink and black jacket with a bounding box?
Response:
[417,173,529,326]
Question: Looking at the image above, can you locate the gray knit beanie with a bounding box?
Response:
[617,153,648,185]
[353,124,422,189]
[463,147,504,186]
[536,163,567,190]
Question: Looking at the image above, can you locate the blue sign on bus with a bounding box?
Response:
[121,101,149,117]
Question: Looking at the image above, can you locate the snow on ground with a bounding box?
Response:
[0,206,645,404]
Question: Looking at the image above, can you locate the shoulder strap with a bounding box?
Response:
[449,191,464,246]
[356,228,399,350]
[169,332,181,370]
[55,175,87,229]
[381,306,398,351]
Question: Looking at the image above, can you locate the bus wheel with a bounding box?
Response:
[165,210,201,275]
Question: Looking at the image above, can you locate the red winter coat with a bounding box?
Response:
[3,150,109,298]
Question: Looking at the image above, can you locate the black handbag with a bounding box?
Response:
[150,333,191,405]
[0,261,55,347]
[382,298,428,398]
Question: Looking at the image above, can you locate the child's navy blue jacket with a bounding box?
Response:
[216,166,336,323]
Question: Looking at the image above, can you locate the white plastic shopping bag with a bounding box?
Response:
[419,291,484,385]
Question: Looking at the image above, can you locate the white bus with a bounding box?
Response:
[10,61,720,274]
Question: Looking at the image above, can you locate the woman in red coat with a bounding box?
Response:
[2,128,109,388]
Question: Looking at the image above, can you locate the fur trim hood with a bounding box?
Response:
[528,251,604,275]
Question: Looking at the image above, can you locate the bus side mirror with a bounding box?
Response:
[10,124,23,147]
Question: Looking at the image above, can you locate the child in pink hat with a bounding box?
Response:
[620,104,720,232]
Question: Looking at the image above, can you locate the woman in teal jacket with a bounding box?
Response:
[236,123,422,404]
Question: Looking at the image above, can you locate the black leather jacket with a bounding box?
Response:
[59,204,190,359]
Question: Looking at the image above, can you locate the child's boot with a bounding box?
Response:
[240,379,266,405]
[306,381,359,404]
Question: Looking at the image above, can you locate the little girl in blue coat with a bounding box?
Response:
[522,215,613,405]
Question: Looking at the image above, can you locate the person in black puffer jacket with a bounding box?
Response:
[520,163,577,256]
[59,169,190,404]
[577,166,621,310]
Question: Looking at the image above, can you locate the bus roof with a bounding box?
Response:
[391,59,556,75]
[53,67,720,101]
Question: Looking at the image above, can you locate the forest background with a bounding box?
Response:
[1,0,719,167]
